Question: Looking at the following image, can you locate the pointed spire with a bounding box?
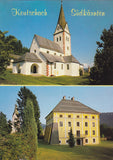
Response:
[57,2,67,30]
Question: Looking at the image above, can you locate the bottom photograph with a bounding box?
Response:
[0,86,113,160]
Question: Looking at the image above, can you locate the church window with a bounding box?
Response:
[60,121,63,127]
[47,51,49,54]
[67,46,69,50]
[85,139,88,143]
[92,122,95,127]
[93,138,96,143]
[54,63,56,69]
[54,53,56,55]
[34,49,36,53]
[85,122,88,127]
[59,36,61,41]
[85,130,88,135]
[57,37,58,42]
[93,130,95,135]
[68,122,71,127]
[77,122,80,127]
[61,64,63,70]
[67,64,69,70]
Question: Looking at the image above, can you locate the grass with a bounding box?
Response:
[37,140,113,160]
[0,70,90,85]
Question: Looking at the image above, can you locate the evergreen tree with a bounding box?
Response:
[22,98,38,160]
[90,25,113,84]
[68,128,75,147]
[16,87,42,138]
[0,112,9,136]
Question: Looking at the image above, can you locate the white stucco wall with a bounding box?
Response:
[30,36,40,54]
[40,47,63,57]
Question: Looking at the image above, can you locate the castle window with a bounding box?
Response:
[92,116,95,119]
[85,130,88,135]
[85,116,88,119]
[67,64,69,70]
[54,53,56,55]
[77,122,80,127]
[93,130,95,135]
[54,63,56,69]
[77,115,79,118]
[92,122,95,127]
[57,37,58,42]
[68,115,71,118]
[59,140,61,144]
[60,121,63,127]
[59,36,61,41]
[60,114,63,118]
[66,140,69,144]
[93,138,96,143]
[34,49,36,53]
[77,130,80,137]
[85,139,88,143]
[61,64,63,70]
[85,122,88,127]
[68,122,71,127]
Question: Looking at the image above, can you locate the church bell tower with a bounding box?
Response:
[53,1,71,56]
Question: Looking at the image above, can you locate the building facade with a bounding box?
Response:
[44,96,100,145]
[12,3,83,76]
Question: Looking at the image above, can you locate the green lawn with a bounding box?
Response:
[37,141,113,160]
[0,70,90,85]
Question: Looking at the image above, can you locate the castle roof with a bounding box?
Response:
[57,4,67,30]
[13,52,42,63]
[46,97,99,118]
[35,35,63,54]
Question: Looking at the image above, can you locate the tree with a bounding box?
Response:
[16,87,42,138]
[0,112,9,136]
[68,128,75,147]
[90,25,113,84]
[0,31,17,74]
[22,99,38,160]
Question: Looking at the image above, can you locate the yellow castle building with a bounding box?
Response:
[44,96,100,145]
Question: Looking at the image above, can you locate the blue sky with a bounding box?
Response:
[1,0,113,67]
[0,86,113,124]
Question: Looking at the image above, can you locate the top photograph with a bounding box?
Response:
[0,0,113,85]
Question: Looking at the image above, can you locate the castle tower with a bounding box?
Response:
[53,1,71,56]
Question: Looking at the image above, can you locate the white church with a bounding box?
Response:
[13,3,83,76]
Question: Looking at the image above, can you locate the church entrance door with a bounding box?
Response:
[31,64,38,74]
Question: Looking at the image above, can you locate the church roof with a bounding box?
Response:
[46,98,99,118]
[13,52,42,63]
[35,35,63,54]
[40,52,64,63]
[63,55,80,64]
[57,4,67,30]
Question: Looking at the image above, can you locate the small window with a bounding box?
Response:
[54,63,56,69]
[34,49,36,53]
[54,53,56,55]
[77,115,79,118]
[59,36,61,41]
[77,130,80,137]
[68,115,71,118]
[67,64,69,70]
[92,122,95,127]
[77,122,80,127]
[47,51,49,54]
[68,122,71,127]
[85,139,88,143]
[85,130,88,135]
[60,115,63,118]
[85,116,88,119]
[93,130,95,135]
[59,140,61,144]
[93,138,96,143]
[57,37,58,42]
[66,140,69,144]
[92,116,95,119]
[85,122,88,127]
[60,121,63,127]
[67,46,69,50]
[61,64,63,70]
